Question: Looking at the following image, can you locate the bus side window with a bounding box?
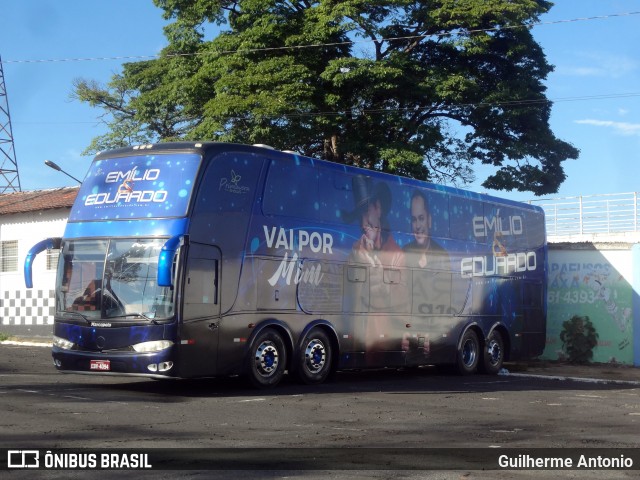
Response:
[263,159,319,219]
[449,197,485,243]
[198,152,262,214]
[184,257,218,321]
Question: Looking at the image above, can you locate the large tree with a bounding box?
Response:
[73,0,578,195]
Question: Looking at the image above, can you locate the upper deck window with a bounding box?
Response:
[196,151,263,214]
[263,158,352,224]
[263,158,321,219]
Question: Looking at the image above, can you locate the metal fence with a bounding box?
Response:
[529,192,640,237]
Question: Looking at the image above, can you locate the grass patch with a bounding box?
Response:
[0,332,11,341]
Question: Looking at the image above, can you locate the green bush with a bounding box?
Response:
[559,315,599,364]
[0,332,10,341]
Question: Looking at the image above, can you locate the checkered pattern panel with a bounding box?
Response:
[1,290,55,325]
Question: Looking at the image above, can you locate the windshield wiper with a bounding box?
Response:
[108,313,160,325]
[61,311,92,324]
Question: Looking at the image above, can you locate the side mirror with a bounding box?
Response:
[24,237,61,288]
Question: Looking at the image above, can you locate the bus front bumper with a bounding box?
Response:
[52,346,177,378]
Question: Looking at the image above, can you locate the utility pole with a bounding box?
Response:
[0,55,21,193]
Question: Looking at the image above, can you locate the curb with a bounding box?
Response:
[502,370,640,386]
[1,340,52,347]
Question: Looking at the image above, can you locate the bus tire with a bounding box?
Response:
[481,330,504,375]
[296,328,333,385]
[246,328,287,389]
[456,329,480,375]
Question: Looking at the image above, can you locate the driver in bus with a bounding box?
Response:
[72,279,102,311]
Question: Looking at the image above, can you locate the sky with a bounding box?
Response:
[1,0,639,203]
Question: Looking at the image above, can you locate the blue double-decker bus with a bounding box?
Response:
[25,142,546,388]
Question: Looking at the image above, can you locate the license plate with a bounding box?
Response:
[90,360,111,371]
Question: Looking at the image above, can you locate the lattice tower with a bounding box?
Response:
[0,55,21,192]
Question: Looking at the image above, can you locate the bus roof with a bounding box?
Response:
[93,141,542,214]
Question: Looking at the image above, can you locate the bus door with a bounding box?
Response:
[178,243,222,377]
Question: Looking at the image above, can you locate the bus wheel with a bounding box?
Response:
[456,329,479,375]
[481,330,504,375]
[246,328,287,389]
[297,328,332,385]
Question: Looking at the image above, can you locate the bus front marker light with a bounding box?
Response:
[158,362,173,372]
[132,340,174,353]
[147,362,173,373]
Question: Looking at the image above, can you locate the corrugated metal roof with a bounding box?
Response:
[0,187,78,215]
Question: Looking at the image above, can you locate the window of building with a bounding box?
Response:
[0,240,18,272]
[46,249,60,271]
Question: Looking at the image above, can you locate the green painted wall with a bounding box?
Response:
[543,246,635,364]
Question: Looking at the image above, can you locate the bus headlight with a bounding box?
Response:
[132,340,174,353]
[53,336,75,350]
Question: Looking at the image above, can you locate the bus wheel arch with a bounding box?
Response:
[295,322,339,385]
[245,323,293,389]
[456,326,481,375]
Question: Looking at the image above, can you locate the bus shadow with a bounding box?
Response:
[87,365,640,399]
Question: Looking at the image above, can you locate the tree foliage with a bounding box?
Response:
[559,315,599,364]
[73,0,579,195]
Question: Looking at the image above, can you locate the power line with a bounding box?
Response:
[12,91,640,125]
[275,92,640,119]
[2,11,640,65]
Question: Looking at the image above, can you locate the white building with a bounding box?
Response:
[0,187,77,332]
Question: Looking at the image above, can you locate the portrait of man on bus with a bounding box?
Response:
[403,190,450,271]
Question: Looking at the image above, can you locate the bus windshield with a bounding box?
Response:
[56,238,175,321]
